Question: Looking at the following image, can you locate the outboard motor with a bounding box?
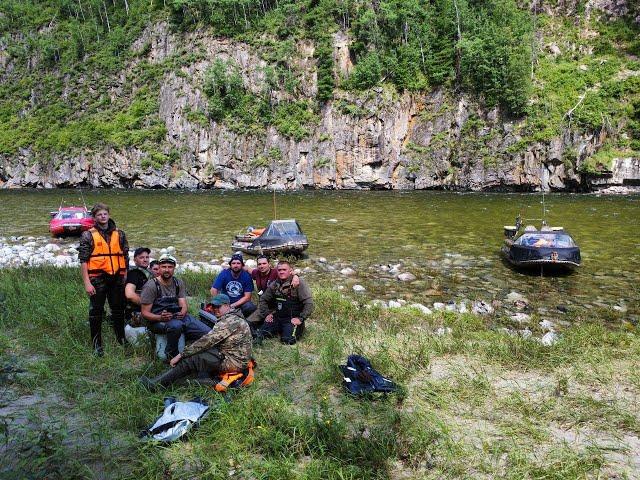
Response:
[504,226,518,238]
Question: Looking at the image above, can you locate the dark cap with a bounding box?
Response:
[210,294,231,306]
[133,247,151,258]
[230,253,244,265]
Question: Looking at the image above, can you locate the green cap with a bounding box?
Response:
[211,294,231,306]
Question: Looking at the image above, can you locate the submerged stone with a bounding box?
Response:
[396,272,416,282]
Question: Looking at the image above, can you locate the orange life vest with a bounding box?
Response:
[88,228,126,276]
[214,359,256,392]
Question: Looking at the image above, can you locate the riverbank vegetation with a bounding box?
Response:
[1,266,638,478]
[0,0,638,172]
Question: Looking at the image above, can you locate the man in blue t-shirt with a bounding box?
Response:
[210,253,256,318]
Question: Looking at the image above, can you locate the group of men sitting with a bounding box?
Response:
[79,202,313,391]
[134,250,314,390]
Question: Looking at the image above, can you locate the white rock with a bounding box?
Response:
[519,328,532,339]
[352,284,366,293]
[539,319,555,331]
[326,219,338,223]
[433,302,446,311]
[23,241,37,247]
[316,257,327,263]
[388,300,402,308]
[245,259,257,269]
[510,313,531,324]
[209,264,223,274]
[445,302,457,312]
[340,267,356,276]
[166,246,176,254]
[506,291,528,304]
[410,303,432,315]
[370,299,387,308]
[389,264,402,275]
[458,302,468,314]
[472,301,494,315]
[549,43,562,56]
[396,272,416,282]
[160,248,168,255]
[435,327,452,336]
[541,331,559,346]
[44,243,61,252]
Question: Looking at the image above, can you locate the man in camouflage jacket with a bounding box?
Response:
[256,260,314,345]
[140,294,252,389]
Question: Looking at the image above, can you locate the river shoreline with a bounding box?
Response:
[1,234,634,334]
[2,185,640,195]
[1,190,638,326]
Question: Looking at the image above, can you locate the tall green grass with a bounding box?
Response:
[0,267,638,479]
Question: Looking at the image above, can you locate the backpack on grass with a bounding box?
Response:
[339,355,398,395]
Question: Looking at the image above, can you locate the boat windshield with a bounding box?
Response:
[515,233,576,248]
[57,211,87,220]
[264,221,303,237]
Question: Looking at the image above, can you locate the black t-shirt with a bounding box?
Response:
[126,268,151,315]
[127,268,150,293]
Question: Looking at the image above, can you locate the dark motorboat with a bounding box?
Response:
[501,220,581,271]
[231,219,309,256]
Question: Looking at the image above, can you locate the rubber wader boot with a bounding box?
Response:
[139,362,191,391]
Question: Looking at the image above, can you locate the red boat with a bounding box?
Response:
[49,206,94,237]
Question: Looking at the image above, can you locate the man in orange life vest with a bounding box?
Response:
[79,203,129,356]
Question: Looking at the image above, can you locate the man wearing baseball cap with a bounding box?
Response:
[210,253,256,318]
[140,293,252,389]
[140,254,211,360]
[124,247,152,326]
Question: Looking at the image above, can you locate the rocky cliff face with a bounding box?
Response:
[1,2,638,192]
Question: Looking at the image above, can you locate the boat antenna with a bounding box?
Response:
[272,186,277,220]
[79,188,88,210]
[540,163,547,227]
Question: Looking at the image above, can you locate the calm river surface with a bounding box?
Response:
[1,189,638,320]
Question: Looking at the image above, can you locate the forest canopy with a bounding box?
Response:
[0,0,533,114]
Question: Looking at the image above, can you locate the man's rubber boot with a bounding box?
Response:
[139,363,191,391]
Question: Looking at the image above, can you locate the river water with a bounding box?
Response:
[1,189,638,321]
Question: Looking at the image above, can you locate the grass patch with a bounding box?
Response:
[1,267,638,478]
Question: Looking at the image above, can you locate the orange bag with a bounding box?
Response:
[214,359,256,392]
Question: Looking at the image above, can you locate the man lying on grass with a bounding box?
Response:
[140,294,252,389]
